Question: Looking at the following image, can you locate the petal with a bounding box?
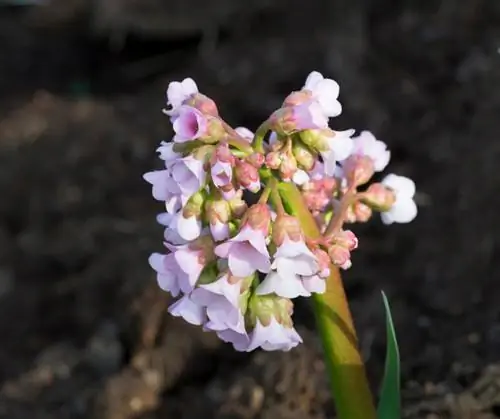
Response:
[382,174,416,198]
[256,271,310,299]
[168,295,206,325]
[210,220,230,241]
[177,215,201,241]
[302,275,326,294]
[383,197,417,224]
[228,243,258,277]
[292,169,310,185]
[304,71,323,90]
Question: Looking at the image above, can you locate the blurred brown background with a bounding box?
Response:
[1,0,500,418]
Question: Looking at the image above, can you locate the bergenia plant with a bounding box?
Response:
[144,72,417,419]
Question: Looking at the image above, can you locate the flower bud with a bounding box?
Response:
[292,141,316,171]
[205,198,231,241]
[299,128,333,152]
[245,203,271,234]
[328,245,352,270]
[312,248,331,278]
[269,101,328,136]
[235,160,261,193]
[361,183,396,211]
[246,152,265,168]
[200,117,227,144]
[183,93,219,117]
[282,90,313,107]
[211,142,234,187]
[188,235,216,266]
[265,151,282,170]
[182,190,206,218]
[353,201,372,223]
[279,149,298,182]
[272,214,303,246]
[228,190,248,217]
[342,154,375,187]
[332,229,358,251]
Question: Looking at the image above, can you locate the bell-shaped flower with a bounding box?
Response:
[168,294,206,326]
[172,105,208,143]
[303,71,342,118]
[349,130,390,172]
[380,174,417,224]
[165,78,198,115]
[214,204,271,277]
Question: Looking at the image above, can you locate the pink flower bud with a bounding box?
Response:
[282,90,313,107]
[235,160,261,193]
[278,150,298,182]
[228,191,248,218]
[245,203,271,235]
[205,199,231,241]
[211,143,234,188]
[353,201,372,223]
[265,151,282,170]
[246,152,265,168]
[183,93,219,117]
[342,154,375,186]
[361,183,396,211]
[332,229,358,251]
[269,101,328,136]
[312,248,331,278]
[272,214,303,246]
[328,245,352,270]
[292,141,316,171]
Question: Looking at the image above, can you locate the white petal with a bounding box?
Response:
[382,174,416,198]
[177,215,201,240]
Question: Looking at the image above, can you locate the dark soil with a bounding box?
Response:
[1,1,500,418]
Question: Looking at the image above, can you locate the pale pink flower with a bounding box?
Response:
[257,270,310,299]
[168,294,206,326]
[156,141,179,162]
[303,71,342,118]
[349,131,390,172]
[170,155,206,198]
[176,212,202,241]
[148,252,186,297]
[191,274,246,334]
[211,143,234,188]
[320,129,355,176]
[246,317,302,352]
[234,160,260,193]
[381,174,417,224]
[165,78,198,115]
[157,212,186,245]
[172,105,208,142]
[215,204,271,277]
[217,329,250,351]
[270,101,328,135]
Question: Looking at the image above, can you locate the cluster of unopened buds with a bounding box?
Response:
[144,72,417,352]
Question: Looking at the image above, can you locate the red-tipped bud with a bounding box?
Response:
[246,152,265,168]
[328,245,352,270]
[353,201,372,223]
[272,214,303,246]
[361,183,396,211]
[282,90,313,107]
[342,154,375,187]
[265,151,282,170]
[235,160,260,193]
[183,93,219,117]
[245,203,271,234]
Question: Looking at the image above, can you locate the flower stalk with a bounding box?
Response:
[279,181,376,419]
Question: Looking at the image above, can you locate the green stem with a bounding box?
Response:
[252,121,270,154]
[278,182,377,419]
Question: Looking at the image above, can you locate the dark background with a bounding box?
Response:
[0,0,500,418]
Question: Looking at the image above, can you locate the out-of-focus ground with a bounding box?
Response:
[1,1,500,418]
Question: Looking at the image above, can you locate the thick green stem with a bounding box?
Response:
[252,121,270,154]
[278,182,377,419]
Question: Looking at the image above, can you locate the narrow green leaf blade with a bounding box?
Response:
[377,291,401,419]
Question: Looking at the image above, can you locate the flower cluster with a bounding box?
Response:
[144,72,417,352]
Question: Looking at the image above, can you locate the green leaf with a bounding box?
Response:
[377,292,401,419]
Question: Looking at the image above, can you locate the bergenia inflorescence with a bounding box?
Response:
[144,72,417,352]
